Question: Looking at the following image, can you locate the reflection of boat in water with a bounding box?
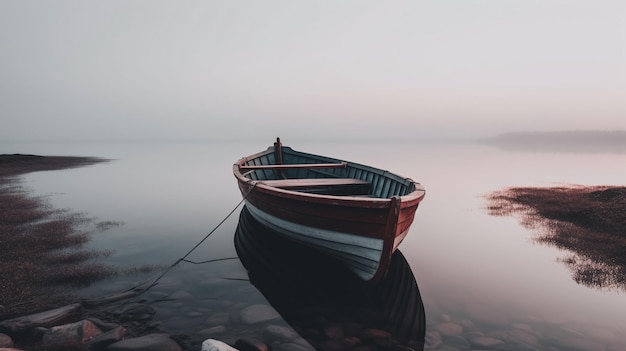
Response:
[233,138,426,283]
[234,206,425,350]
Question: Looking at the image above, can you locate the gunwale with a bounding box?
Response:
[233,140,425,283]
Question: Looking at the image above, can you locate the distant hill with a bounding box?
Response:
[484,130,626,153]
[490,130,626,143]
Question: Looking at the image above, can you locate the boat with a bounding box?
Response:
[234,206,426,349]
[233,138,426,283]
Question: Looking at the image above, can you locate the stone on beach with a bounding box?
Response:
[235,337,269,351]
[87,326,127,351]
[0,303,82,333]
[107,333,182,351]
[264,325,300,341]
[443,335,469,349]
[553,336,606,351]
[503,328,540,346]
[432,322,463,337]
[469,335,506,350]
[508,344,540,351]
[464,304,508,326]
[111,303,156,322]
[171,290,194,300]
[199,326,228,338]
[205,312,231,327]
[88,317,121,332]
[424,330,442,349]
[42,319,102,344]
[201,338,239,351]
[0,333,13,348]
[239,304,280,325]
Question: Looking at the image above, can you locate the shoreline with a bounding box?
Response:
[0,153,428,351]
[487,185,626,291]
[3,154,626,350]
[0,154,185,351]
[0,154,116,320]
[0,154,110,178]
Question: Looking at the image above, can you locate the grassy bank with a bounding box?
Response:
[487,185,626,290]
[0,154,116,319]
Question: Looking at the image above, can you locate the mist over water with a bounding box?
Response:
[484,130,626,154]
[5,139,626,349]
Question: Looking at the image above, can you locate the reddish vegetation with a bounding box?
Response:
[0,155,117,320]
[487,185,626,290]
[0,154,110,178]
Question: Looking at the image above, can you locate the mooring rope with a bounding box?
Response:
[144,183,257,291]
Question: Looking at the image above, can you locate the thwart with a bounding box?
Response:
[233,138,425,283]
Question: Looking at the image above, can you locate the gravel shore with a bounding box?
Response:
[0,154,113,320]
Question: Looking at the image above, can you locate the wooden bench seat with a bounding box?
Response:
[240,162,347,171]
[260,178,368,188]
[259,178,371,196]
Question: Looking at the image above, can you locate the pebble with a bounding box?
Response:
[3,271,625,351]
[433,322,463,336]
[0,334,13,348]
[264,325,300,341]
[444,334,469,349]
[42,319,102,344]
[511,323,532,332]
[554,336,605,351]
[422,306,626,351]
[235,337,269,351]
[469,336,505,350]
[504,328,539,346]
[435,345,463,351]
[88,317,120,332]
[199,326,228,337]
[170,290,194,300]
[464,304,508,326]
[0,303,82,333]
[587,326,618,343]
[206,312,231,327]
[107,333,182,351]
[201,339,238,351]
[87,326,126,350]
[508,344,540,351]
[424,331,442,349]
[239,304,280,324]
[111,303,156,321]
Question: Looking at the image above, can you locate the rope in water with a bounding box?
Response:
[144,183,257,290]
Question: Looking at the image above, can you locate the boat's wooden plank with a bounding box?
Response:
[240,162,347,171]
[247,191,389,232]
[260,178,369,189]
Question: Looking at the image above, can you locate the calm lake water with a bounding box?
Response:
[4,139,626,350]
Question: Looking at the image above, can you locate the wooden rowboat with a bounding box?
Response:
[233,138,426,283]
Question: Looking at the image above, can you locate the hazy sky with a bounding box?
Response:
[1,1,624,142]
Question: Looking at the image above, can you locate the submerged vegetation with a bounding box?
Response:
[487,185,626,291]
[0,154,154,320]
